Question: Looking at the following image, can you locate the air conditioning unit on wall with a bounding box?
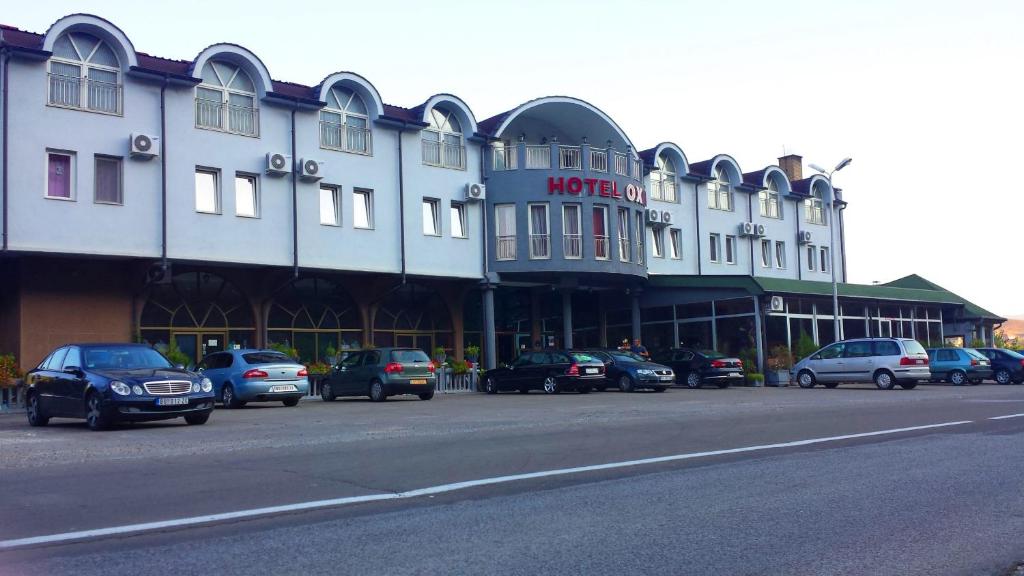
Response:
[266,152,290,176]
[466,183,486,201]
[798,230,813,244]
[739,222,764,237]
[298,158,323,181]
[130,133,159,159]
[770,295,785,312]
[645,209,661,225]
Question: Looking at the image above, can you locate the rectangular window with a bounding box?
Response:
[235,174,258,218]
[820,247,830,273]
[195,168,219,214]
[353,189,373,229]
[775,241,786,269]
[451,202,467,238]
[807,245,816,271]
[725,235,737,264]
[46,151,74,199]
[669,228,681,259]
[635,211,645,265]
[495,204,516,260]
[528,203,550,259]
[760,239,771,268]
[562,204,582,258]
[593,205,609,260]
[617,207,630,262]
[759,190,781,218]
[94,155,122,204]
[709,233,721,263]
[708,181,733,211]
[319,185,340,226]
[651,227,664,258]
[422,198,440,236]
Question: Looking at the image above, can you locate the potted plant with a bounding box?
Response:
[0,353,22,409]
[163,340,192,370]
[765,345,793,387]
[464,344,480,364]
[746,372,765,387]
[433,346,447,365]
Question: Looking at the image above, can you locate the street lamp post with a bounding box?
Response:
[809,158,852,343]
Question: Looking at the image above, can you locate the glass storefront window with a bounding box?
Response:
[716,315,756,357]
[843,318,867,340]
[676,302,713,320]
[641,323,675,353]
[678,321,713,350]
[715,298,754,316]
[641,306,673,323]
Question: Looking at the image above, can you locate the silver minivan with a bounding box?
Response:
[793,338,931,390]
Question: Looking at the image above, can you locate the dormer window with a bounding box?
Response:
[320,86,372,155]
[708,165,734,211]
[759,178,781,218]
[805,185,825,224]
[650,155,677,203]
[195,61,259,137]
[47,32,122,115]
[422,108,465,169]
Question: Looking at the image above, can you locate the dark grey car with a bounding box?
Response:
[320,348,436,402]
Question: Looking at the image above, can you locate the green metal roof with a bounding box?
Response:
[881,275,1004,321]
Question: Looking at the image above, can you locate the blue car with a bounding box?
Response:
[925,347,992,385]
[198,349,309,408]
[584,349,675,392]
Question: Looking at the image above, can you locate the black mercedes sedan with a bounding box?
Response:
[483,350,605,394]
[653,348,745,389]
[584,349,675,392]
[25,343,216,430]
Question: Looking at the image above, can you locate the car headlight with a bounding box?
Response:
[192,382,201,393]
[110,381,131,396]
[201,378,213,393]
[132,385,144,395]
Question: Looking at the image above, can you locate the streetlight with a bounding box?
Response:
[810,158,852,343]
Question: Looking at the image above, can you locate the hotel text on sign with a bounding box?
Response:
[547,177,646,206]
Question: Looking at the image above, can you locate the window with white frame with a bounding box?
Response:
[562,204,582,259]
[760,239,771,268]
[725,235,737,264]
[235,174,258,218]
[650,155,677,202]
[195,61,258,136]
[709,233,721,263]
[422,108,465,169]
[94,155,122,204]
[528,203,550,259]
[422,198,440,236]
[353,189,373,229]
[669,228,682,259]
[635,212,645,265]
[320,86,371,154]
[806,245,817,271]
[820,246,830,273]
[46,151,75,200]
[708,165,733,211]
[775,241,786,269]
[805,185,825,224]
[195,168,219,214]
[617,207,630,262]
[759,178,781,218]
[651,227,665,258]
[48,32,121,114]
[319,185,340,226]
[593,205,609,260]
[495,204,516,260]
[451,202,467,238]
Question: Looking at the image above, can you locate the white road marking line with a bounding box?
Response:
[0,419,973,551]
[988,413,1024,420]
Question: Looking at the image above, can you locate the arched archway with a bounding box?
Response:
[373,284,452,353]
[267,278,363,363]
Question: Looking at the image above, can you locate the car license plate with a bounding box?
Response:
[585,368,598,374]
[728,372,742,378]
[156,397,188,406]
[270,385,297,392]
[660,376,673,382]
[410,379,427,385]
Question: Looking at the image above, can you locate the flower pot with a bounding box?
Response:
[765,370,790,387]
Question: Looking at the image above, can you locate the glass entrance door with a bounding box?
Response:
[172,332,226,367]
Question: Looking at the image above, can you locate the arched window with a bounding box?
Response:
[709,165,733,211]
[422,107,465,169]
[267,278,363,363]
[319,86,372,155]
[373,284,452,352]
[48,32,121,114]
[650,155,677,202]
[195,61,258,136]
[805,184,825,224]
[759,177,782,218]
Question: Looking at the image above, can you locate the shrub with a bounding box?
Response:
[163,340,191,369]
[767,345,793,371]
[794,332,818,362]
[738,347,758,373]
[268,341,299,360]
[464,344,481,359]
[305,361,331,376]
[0,353,21,387]
[969,338,986,349]
[746,372,765,385]
[446,359,469,375]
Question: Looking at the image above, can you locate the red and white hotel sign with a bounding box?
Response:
[547,177,646,206]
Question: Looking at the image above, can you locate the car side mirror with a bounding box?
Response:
[811,354,821,361]
[63,366,84,377]
[174,363,185,370]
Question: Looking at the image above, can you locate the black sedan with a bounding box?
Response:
[653,348,745,389]
[975,348,1024,384]
[483,350,605,394]
[585,350,674,392]
[25,343,216,430]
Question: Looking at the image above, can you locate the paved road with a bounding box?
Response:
[2,384,1024,575]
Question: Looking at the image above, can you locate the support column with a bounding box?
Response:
[631,291,641,341]
[482,284,497,370]
[753,296,764,373]
[530,289,541,349]
[598,292,608,347]
[562,289,573,350]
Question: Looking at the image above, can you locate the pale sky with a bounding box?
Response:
[9,0,1023,317]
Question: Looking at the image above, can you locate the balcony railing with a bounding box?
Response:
[526,145,551,169]
[618,238,630,262]
[590,149,608,172]
[48,73,122,115]
[594,235,610,260]
[632,159,643,178]
[559,146,582,170]
[422,140,466,169]
[195,99,259,136]
[614,152,628,176]
[320,121,373,155]
[529,234,550,259]
[492,147,518,171]
[563,234,582,259]
[496,235,517,260]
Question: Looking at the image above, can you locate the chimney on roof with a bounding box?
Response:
[779,154,803,182]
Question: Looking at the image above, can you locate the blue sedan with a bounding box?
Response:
[198,349,309,408]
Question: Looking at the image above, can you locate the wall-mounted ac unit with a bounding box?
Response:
[739,222,764,237]
[645,209,663,226]
[798,230,813,244]
[130,133,159,159]
[662,211,672,225]
[266,153,290,176]
[770,295,785,312]
[298,158,323,181]
[466,183,486,201]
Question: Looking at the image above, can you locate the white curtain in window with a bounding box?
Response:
[530,205,548,236]
[496,205,516,237]
[563,205,580,235]
[95,157,120,204]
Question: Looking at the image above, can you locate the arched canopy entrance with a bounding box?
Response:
[268,278,363,364]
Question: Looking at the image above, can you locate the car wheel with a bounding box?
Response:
[543,376,560,395]
[85,393,111,431]
[797,370,816,388]
[685,372,702,389]
[321,381,336,402]
[221,384,243,409]
[949,370,966,386]
[369,380,387,402]
[874,370,896,390]
[485,377,498,395]
[653,386,667,393]
[824,382,839,389]
[26,393,49,427]
[184,412,210,425]
[618,374,634,393]
[995,369,1012,385]
[899,381,918,390]
[418,391,434,401]
[282,397,300,407]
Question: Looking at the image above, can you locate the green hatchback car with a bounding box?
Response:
[320,348,437,402]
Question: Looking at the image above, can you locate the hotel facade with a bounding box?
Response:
[0,15,1004,372]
